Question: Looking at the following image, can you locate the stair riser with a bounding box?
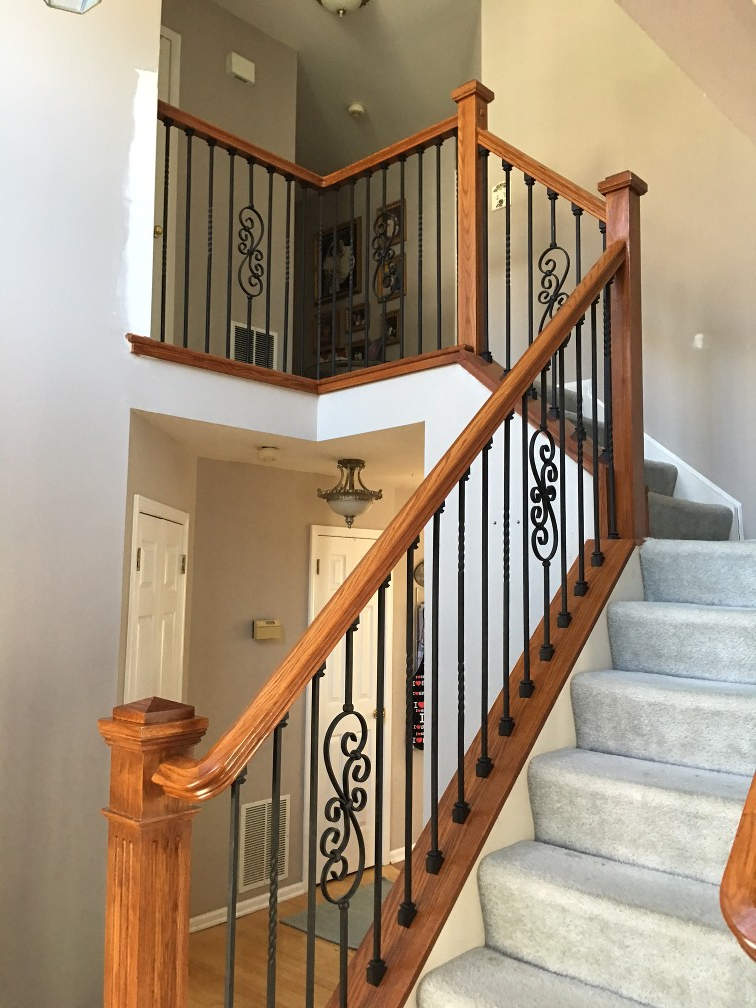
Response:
[640,540,756,607]
[529,760,745,885]
[608,602,756,684]
[479,857,756,1008]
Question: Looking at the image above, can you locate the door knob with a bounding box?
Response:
[372,708,386,720]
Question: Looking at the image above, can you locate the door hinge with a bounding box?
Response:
[136,547,141,572]
[316,559,320,575]
[181,554,187,575]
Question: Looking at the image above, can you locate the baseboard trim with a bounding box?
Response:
[190,881,307,933]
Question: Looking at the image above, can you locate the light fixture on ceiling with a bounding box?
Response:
[316,0,370,18]
[44,0,101,11]
[318,458,382,528]
[257,446,280,465]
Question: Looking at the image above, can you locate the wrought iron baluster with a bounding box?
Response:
[399,156,406,359]
[426,505,444,874]
[500,414,515,734]
[478,442,493,777]
[182,127,194,349]
[435,138,443,351]
[590,297,604,567]
[363,173,372,360]
[239,158,265,363]
[520,393,534,697]
[305,665,325,1008]
[556,343,571,628]
[282,178,292,373]
[298,185,308,375]
[346,182,355,367]
[266,713,289,1008]
[367,577,391,987]
[417,149,424,356]
[600,223,618,539]
[399,540,420,926]
[502,160,512,372]
[572,205,588,595]
[536,189,570,420]
[159,118,172,344]
[223,764,248,1008]
[204,139,215,355]
[331,187,339,372]
[316,190,324,380]
[530,367,559,662]
[264,167,274,366]
[453,471,471,824]
[480,148,491,361]
[225,149,236,359]
[526,174,535,348]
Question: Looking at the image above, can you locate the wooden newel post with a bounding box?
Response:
[452,80,495,357]
[597,170,648,542]
[99,697,208,1008]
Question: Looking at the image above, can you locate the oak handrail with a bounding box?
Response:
[153,238,626,803]
[721,771,756,962]
[478,128,607,221]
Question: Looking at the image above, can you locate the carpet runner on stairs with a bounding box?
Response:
[417,539,756,1008]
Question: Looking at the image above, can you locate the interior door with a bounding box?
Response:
[152,26,181,343]
[310,527,392,882]
[124,501,188,704]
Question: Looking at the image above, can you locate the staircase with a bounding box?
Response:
[418,538,756,1007]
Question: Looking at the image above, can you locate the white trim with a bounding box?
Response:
[123,495,190,703]
[189,881,306,934]
[159,25,181,105]
[389,846,408,865]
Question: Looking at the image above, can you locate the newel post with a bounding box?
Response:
[452,80,495,357]
[597,170,648,542]
[98,697,208,1008]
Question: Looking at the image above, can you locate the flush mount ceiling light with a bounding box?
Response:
[316,0,370,17]
[44,0,102,11]
[318,459,382,528]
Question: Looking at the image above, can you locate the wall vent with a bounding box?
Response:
[231,322,277,369]
[239,795,290,892]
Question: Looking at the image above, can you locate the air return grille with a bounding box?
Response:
[231,322,277,369]
[239,795,290,892]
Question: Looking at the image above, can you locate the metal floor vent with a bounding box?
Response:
[231,322,277,369]
[239,795,290,892]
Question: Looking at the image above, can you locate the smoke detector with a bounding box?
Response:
[257,446,280,465]
[347,102,366,119]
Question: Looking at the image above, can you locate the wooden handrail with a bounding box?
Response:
[721,771,756,962]
[478,128,607,221]
[153,238,626,803]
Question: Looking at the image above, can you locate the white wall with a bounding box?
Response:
[482,0,756,534]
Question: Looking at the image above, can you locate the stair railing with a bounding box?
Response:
[721,771,756,961]
[102,81,648,1008]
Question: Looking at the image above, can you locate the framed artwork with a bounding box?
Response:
[315,219,362,303]
[383,309,401,346]
[313,312,341,358]
[374,198,405,248]
[343,303,366,335]
[376,252,406,302]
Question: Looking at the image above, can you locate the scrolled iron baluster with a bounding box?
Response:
[529,413,559,662]
[237,169,266,301]
[372,198,399,303]
[537,190,571,335]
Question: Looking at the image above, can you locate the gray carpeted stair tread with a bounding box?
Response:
[572,669,756,776]
[529,747,748,885]
[608,600,756,684]
[640,539,756,606]
[648,491,733,541]
[478,841,756,1008]
[417,946,652,1008]
[643,459,678,497]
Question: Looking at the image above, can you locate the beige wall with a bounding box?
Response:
[187,459,421,916]
[482,0,756,533]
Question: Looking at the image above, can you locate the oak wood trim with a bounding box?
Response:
[126,334,319,394]
[158,101,322,188]
[152,241,625,803]
[320,118,458,189]
[479,129,607,221]
[721,771,756,962]
[316,345,476,393]
[598,171,648,541]
[331,538,635,1008]
[454,82,495,356]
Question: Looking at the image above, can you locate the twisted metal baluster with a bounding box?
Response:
[426,505,445,874]
[500,413,515,734]
[204,139,215,355]
[266,714,289,1008]
[399,540,420,925]
[305,666,325,1008]
[477,441,493,777]
[453,471,471,823]
[223,764,248,1008]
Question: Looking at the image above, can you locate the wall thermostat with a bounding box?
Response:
[252,619,282,640]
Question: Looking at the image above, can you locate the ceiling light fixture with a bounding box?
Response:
[318,459,382,528]
[44,0,101,11]
[316,0,370,18]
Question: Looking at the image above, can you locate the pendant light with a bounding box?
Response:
[318,459,382,528]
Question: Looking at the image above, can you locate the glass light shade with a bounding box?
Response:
[44,0,102,10]
[317,0,370,16]
[317,459,382,528]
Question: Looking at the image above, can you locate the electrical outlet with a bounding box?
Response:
[492,181,507,212]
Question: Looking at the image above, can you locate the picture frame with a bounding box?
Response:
[343,303,366,335]
[314,219,362,303]
[375,198,405,248]
[313,312,341,359]
[383,309,401,347]
[376,252,406,302]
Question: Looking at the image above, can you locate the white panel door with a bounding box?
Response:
[124,502,188,704]
[311,528,392,881]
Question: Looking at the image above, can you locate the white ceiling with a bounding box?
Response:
[212,0,481,173]
[137,410,426,488]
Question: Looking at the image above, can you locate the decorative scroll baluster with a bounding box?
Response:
[223,764,248,1008]
[182,128,194,349]
[320,619,369,1008]
[480,149,491,361]
[367,577,391,987]
[520,392,534,697]
[239,158,265,361]
[477,441,493,777]
[159,117,172,344]
[502,160,512,371]
[590,296,604,567]
[572,205,588,595]
[538,189,570,419]
[225,149,236,359]
[373,168,397,314]
[500,414,515,735]
[417,149,424,356]
[426,505,445,874]
[264,167,274,364]
[435,138,443,351]
[529,367,559,662]
[453,471,471,824]
[282,178,292,373]
[267,714,289,1008]
[204,140,215,355]
[305,665,325,1008]
[399,540,420,926]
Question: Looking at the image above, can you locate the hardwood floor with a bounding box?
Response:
[189,865,401,1008]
